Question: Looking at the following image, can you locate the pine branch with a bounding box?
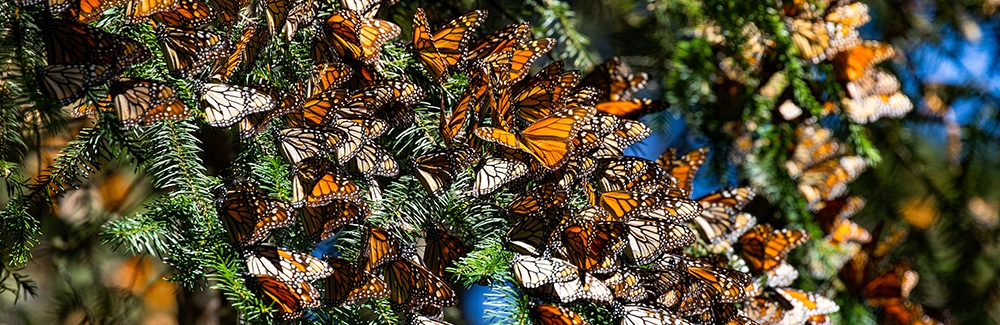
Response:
[527,0,598,69]
[0,196,39,267]
[137,120,217,213]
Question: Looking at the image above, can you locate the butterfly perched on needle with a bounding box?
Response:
[412,8,486,83]
[218,189,296,248]
[421,224,469,278]
[36,64,113,106]
[474,100,594,170]
[323,256,390,306]
[252,274,321,319]
[156,25,230,78]
[299,198,369,243]
[412,145,480,196]
[199,83,276,128]
[149,0,218,27]
[244,244,333,282]
[42,19,151,73]
[289,157,361,208]
[737,223,809,274]
[579,56,649,102]
[317,9,399,65]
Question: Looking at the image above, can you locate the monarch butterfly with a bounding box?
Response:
[673,279,717,316]
[556,216,626,274]
[252,274,321,319]
[506,183,567,220]
[841,90,913,124]
[796,156,866,206]
[773,287,840,320]
[825,3,871,29]
[482,38,555,86]
[156,26,229,77]
[548,155,597,188]
[292,87,392,128]
[595,98,667,120]
[260,0,288,35]
[545,273,614,303]
[614,304,688,325]
[844,69,900,100]
[410,315,453,325]
[857,262,919,305]
[383,256,457,308]
[346,141,398,177]
[786,18,860,64]
[579,57,649,102]
[412,146,480,196]
[331,118,388,164]
[530,304,588,325]
[42,20,151,70]
[623,218,695,265]
[67,93,112,119]
[219,190,295,247]
[506,211,562,256]
[510,255,579,289]
[834,41,894,82]
[691,302,742,325]
[513,62,582,124]
[290,157,361,207]
[200,83,276,127]
[470,157,528,196]
[601,270,647,302]
[592,190,701,224]
[475,104,593,169]
[785,124,841,178]
[763,260,800,288]
[238,87,302,138]
[320,9,399,64]
[373,80,424,127]
[49,0,119,23]
[209,25,257,83]
[597,157,679,195]
[124,0,181,24]
[686,266,752,304]
[691,187,756,247]
[150,0,217,27]
[737,224,809,273]
[283,0,317,39]
[276,126,347,165]
[813,196,865,231]
[465,22,531,63]
[109,77,191,127]
[586,115,651,159]
[826,218,871,244]
[742,295,788,325]
[657,147,710,197]
[521,61,578,98]
[293,63,353,98]
[412,9,486,82]
[300,198,368,242]
[204,0,250,22]
[245,245,333,282]
[503,38,556,84]
[358,226,399,271]
[510,82,597,136]
[36,64,112,106]
[323,257,390,306]
[422,224,469,278]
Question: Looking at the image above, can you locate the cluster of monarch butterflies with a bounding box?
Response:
[708,0,912,124]
[785,0,913,123]
[22,0,935,323]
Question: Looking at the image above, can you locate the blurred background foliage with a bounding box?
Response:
[1,0,999,324]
